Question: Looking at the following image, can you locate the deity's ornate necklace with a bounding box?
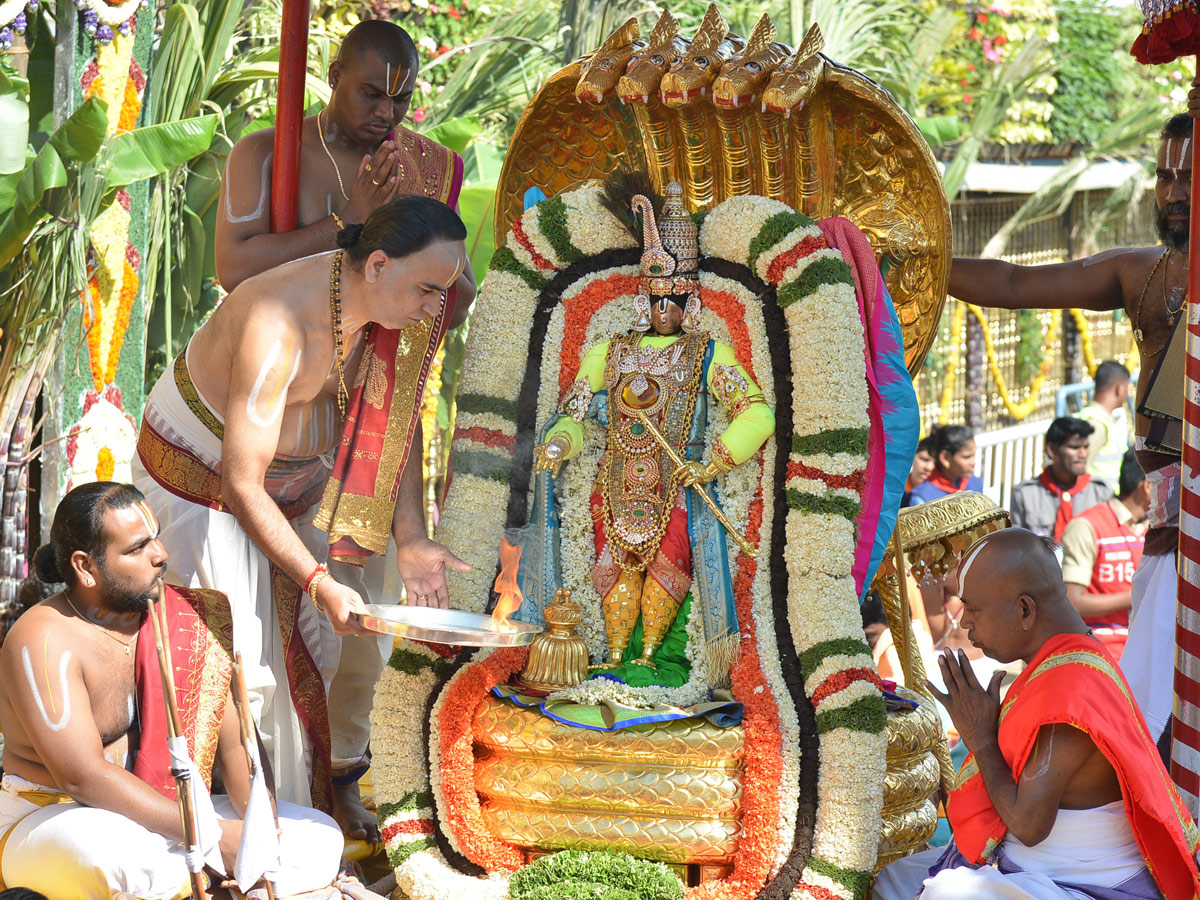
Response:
[317,110,349,202]
[330,250,350,416]
[64,592,138,655]
[616,338,684,395]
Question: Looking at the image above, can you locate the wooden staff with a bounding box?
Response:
[635,411,758,557]
[150,582,209,900]
[231,652,278,900]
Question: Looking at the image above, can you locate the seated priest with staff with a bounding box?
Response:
[0,482,346,900]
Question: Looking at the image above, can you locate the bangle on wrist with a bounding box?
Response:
[305,563,330,608]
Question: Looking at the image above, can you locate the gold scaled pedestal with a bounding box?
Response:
[471,686,945,870]
[472,696,744,864]
[877,686,943,872]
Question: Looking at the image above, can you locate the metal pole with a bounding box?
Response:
[271,0,309,234]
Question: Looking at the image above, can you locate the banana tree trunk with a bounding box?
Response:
[0,342,58,630]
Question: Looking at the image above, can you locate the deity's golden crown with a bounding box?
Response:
[631,181,700,299]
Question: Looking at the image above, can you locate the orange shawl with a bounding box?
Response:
[949,632,1200,900]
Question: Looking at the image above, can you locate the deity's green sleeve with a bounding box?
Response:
[706,341,775,466]
[544,340,610,461]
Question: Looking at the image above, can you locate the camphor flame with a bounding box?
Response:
[491,537,524,629]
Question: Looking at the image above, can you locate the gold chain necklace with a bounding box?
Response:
[1133,248,1188,358]
[63,592,138,655]
[317,110,349,202]
[330,250,349,416]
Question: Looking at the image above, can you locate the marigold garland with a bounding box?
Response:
[969,304,1058,421]
[435,647,527,871]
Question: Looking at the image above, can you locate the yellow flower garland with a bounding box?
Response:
[937,303,966,425]
[969,304,1059,421]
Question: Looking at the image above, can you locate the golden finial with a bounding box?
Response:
[796,22,824,61]
[685,3,728,57]
[645,7,681,49]
[518,588,590,692]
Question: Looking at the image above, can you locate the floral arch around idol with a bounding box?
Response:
[368,177,941,899]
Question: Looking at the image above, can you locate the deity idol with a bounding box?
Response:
[533,181,774,670]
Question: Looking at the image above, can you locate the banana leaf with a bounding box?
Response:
[48,97,109,164]
[100,115,220,191]
[423,116,481,156]
[458,181,497,278]
[0,72,29,176]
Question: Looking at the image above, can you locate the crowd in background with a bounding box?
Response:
[875,360,1144,707]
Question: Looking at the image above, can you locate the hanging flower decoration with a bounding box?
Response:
[372,183,888,900]
[0,0,36,50]
[65,386,138,490]
[75,0,146,44]
[78,35,145,396]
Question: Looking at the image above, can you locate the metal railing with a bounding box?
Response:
[974,420,1050,511]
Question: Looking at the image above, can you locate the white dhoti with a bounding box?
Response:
[0,775,342,900]
[1122,458,1180,742]
[872,803,1157,900]
[133,350,393,806]
[1125,552,1176,740]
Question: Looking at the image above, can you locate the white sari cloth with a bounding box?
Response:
[0,774,342,900]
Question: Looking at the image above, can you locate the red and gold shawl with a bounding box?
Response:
[313,126,464,563]
[133,584,234,798]
[949,632,1200,900]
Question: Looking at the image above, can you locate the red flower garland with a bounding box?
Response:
[786,460,866,494]
[436,647,528,871]
[765,235,829,286]
[809,668,882,708]
[558,273,641,394]
[455,425,516,452]
[383,818,436,842]
[511,219,557,272]
[700,288,759,380]
[557,277,760,396]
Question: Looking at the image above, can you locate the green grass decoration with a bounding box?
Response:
[509,850,684,900]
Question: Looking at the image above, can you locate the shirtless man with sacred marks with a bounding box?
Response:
[133,198,469,840]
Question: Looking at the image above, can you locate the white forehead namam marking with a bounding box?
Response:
[1164,137,1192,174]
[132,500,160,541]
[956,536,992,597]
[385,61,405,97]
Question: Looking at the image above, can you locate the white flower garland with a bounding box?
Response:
[76,0,145,31]
[372,184,892,899]
[0,0,28,30]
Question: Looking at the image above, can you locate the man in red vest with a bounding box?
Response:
[1060,451,1150,662]
[872,528,1200,900]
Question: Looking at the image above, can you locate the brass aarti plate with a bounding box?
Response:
[359,605,542,647]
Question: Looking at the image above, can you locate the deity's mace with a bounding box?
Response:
[635,411,758,557]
